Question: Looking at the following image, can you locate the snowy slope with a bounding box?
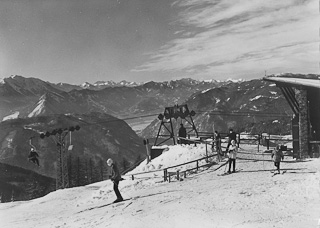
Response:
[0,144,319,228]
[2,111,19,121]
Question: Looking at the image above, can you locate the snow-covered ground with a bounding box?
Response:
[0,144,319,228]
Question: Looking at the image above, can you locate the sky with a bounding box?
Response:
[0,0,318,84]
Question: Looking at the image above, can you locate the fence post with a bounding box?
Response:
[196,160,199,170]
[205,143,208,162]
[131,175,134,180]
[177,170,179,181]
[164,169,167,182]
[184,171,186,178]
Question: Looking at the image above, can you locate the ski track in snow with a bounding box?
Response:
[0,144,319,228]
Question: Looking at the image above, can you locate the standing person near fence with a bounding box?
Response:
[178,123,187,144]
[214,131,222,153]
[226,129,237,152]
[107,158,124,203]
[271,145,284,174]
[227,140,238,173]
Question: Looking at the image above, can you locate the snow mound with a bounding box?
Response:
[127,144,211,175]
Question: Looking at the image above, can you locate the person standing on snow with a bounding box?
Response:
[226,129,237,152]
[213,130,222,161]
[271,145,284,174]
[107,158,123,203]
[213,130,222,153]
[178,123,187,144]
[227,140,237,173]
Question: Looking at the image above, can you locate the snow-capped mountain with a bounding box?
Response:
[52,80,143,92]
[0,76,225,121]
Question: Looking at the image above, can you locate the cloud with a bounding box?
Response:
[134,0,319,79]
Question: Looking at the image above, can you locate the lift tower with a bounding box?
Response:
[40,126,80,190]
[155,104,198,146]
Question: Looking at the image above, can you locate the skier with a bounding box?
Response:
[271,145,284,174]
[28,138,40,167]
[227,140,237,173]
[178,124,187,144]
[107,158,124,203]
[226,129,237,152]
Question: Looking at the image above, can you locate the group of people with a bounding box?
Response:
[211,129,238,173]
[107,128,284,201]
[212,129,284,174]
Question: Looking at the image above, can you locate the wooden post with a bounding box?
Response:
[184,171,186,178]
[131,175,134,180]
[144,138,150,164]
[164,169,167,182]
[196,160,199,170]
[205,143,208,162]
[176,170,179,181]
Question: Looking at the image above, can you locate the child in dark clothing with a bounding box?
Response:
[271,145,284,174]
[107,158,124,203]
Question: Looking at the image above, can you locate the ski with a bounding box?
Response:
[217,169,242,176]
[271,170,286,177]
[76,198,132,213]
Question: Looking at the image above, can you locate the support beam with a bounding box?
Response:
[295,88,309,159]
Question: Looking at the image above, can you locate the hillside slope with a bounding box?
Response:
[0,113,145,178]
[141,79,292,138]
[0,144,319,228]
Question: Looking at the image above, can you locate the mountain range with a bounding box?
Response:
[0,75,229,121]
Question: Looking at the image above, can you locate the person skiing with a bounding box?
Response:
[107,158,123,203]
[178,123,187,144]
[227,140,237,173]
[226,129,237,152]
[28,138,40,167]
[271,145,284,174]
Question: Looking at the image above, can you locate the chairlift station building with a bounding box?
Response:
[263,74,320,159]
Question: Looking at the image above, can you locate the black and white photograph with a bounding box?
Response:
[0,0,319,227]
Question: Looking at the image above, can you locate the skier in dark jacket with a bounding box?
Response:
[107,158,123,203]
[226,129,237,152]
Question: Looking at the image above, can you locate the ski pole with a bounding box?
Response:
[224,159,228,173]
